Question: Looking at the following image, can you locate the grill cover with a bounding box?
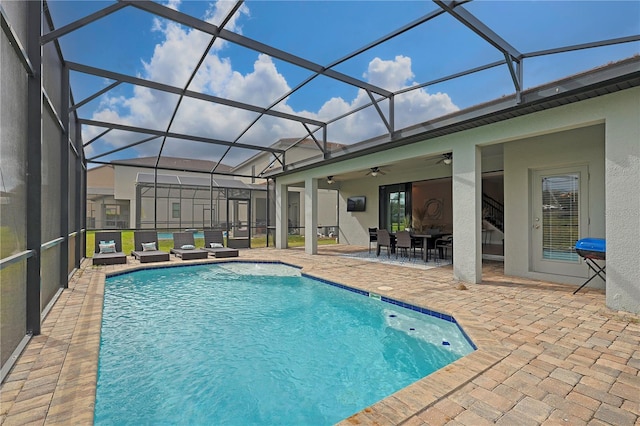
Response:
[575,238,606,260]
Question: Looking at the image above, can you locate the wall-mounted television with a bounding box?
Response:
[347,196,366,212]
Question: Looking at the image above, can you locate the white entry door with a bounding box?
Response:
[531,166,589,277]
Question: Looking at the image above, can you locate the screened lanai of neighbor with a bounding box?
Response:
[1,0,639,385]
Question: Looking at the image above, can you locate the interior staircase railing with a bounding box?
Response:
[482,193,504,232]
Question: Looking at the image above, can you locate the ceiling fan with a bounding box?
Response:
[436,153,453,165]
[365,166,386,177]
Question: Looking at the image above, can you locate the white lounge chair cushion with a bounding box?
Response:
[210,243,224,248]
[141,242,157,251]
[99,242,116,254]
[180,244,195,250]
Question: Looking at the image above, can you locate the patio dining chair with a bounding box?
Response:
[368,227,377,253]
[376,229,393,258]
[395,230,412,259]
[410,234,424,259]
[424,228,441,261]
[435,234,453,261]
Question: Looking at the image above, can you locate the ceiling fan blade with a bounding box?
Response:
[435,153,452,164]
[366,166,388,177]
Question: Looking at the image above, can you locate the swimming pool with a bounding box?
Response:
[157,231,205,240]
[95,263,474,425]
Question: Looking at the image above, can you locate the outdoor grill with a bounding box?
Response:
[574,238,606,294]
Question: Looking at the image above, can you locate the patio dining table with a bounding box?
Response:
[411,233,447,262]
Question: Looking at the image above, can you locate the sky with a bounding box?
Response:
[46,0,640,167]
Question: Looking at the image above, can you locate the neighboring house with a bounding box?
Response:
[86,144,341,239]
[233,138,346,180]
[86,165,128,229]
[87,157,260,234]
[111,156,230,230]
[233,138,345,235]
[270,58,640,313]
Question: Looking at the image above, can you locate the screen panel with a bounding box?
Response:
[40,244,61,312]
[0,262,27,367]
[0,14,29,370]
[42,111,62,242]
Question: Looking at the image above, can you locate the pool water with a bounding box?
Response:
[157,231,205,240]
[95,263,474,425]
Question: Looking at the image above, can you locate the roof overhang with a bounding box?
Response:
[273,56,640,177]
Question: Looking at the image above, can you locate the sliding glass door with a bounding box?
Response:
[379,183,411,232]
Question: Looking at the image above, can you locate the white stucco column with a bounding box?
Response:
[452,145,482,283]
[275,180,288,249]
[605,92,640,313]
[304,177,318,254]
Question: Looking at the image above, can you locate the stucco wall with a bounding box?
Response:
[234,145,327,182]
[278,146,498,248]
[333,164,458,246]
[603,89,640,313]
[265,87,640,311]
[504,124,605,285]
[336,179,381,246]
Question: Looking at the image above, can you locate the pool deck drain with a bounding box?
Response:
[1,245,639,425]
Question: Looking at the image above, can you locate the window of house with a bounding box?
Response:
[172,202,180,219]
[105,204,120,219]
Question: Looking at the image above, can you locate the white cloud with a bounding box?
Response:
[364,55,415,92]
[204,1,248,34]
[303,56,458,143]
[87,1,458,165]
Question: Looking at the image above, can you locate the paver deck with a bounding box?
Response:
[1,245,638,425]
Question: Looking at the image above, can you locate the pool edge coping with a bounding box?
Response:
[12,255,507,425]
[99,258,507,425]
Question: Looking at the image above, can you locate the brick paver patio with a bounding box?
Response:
[1,245,638,425]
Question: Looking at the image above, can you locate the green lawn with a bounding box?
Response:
[0,226,19,259]
[86,231,336,257]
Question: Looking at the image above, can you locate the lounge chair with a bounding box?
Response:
[202,230,239,258]
[93,231,127,265]
[170,232,208,260]
[131,230,170,263]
